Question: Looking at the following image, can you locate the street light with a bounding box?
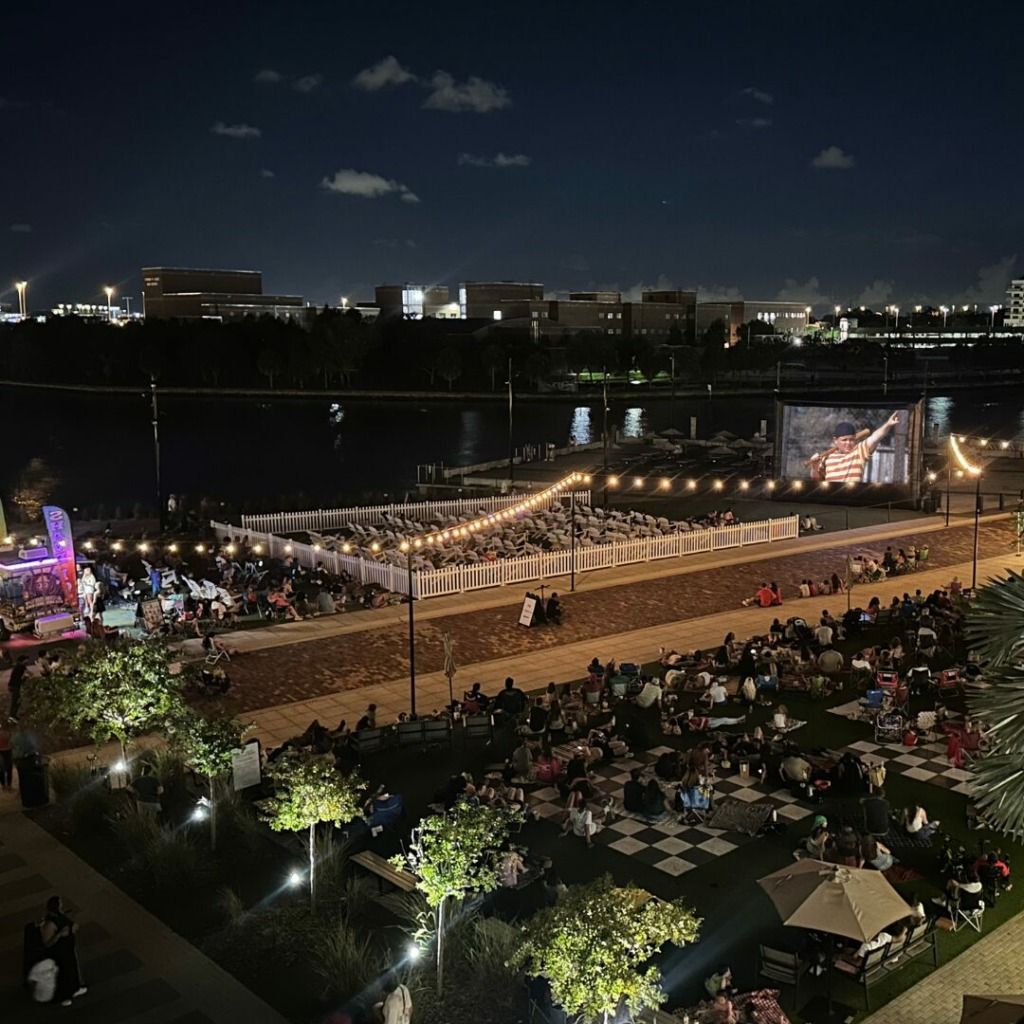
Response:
[989,305,1000,331]
[971,466,983,591]
[104,285,114,320]
[399,540,418,716]
[15,280,27,317]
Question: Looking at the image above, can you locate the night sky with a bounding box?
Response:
[3,0,1022,311]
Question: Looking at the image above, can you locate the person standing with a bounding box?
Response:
[0,718,13,791]
[380,975,412,1024]
[40,896,87,1006]
[7,655,28,720]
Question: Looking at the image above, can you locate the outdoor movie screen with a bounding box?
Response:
[777,401,922,486]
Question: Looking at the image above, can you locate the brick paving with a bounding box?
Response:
[217,519,1014,714]
[860,908,1024,1024]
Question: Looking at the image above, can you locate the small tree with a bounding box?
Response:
[394,801,518,994]
[435,347,463,390]
[258,753,365,911]
[169,708,252,851]
[511,874,701,1024]
[30,640,182,766]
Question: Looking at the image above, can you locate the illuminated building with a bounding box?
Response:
[141,267,307,322]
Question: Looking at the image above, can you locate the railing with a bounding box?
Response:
[211,513,800,602]
[239,491,583,535]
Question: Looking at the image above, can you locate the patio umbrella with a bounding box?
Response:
[757,860,911,942]
[961,995,1024,1024]
[658,427,685,437]
[708,445,738,459]
[442,631,457,709]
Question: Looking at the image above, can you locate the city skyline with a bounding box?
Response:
[2,0,1023,310]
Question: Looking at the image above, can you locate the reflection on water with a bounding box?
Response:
[457,409,484,463]
[926,396,950,439]
[570,406,593,445]
[622,407,647,438]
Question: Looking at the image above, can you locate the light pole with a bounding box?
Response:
[124,296,133,317]
[972,468,982,591]
[401,543,417,717]
[15,281,27,318]
[940,305,949,334]
[507,356,514,488]
[104,285,114,320]
[570,487,576,593]
[989,305,1000,332]
[882,351,889,397]
[945,457,951,527]
[892,306,900,335]
[601,367,609,506]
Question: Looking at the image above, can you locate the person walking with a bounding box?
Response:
[39,896,87,1006]
[7,655,28,720]
[0,718,13,791]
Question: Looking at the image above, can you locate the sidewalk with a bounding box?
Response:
[239,550,1017,748]
[0,810,287,1024]
[860,907,1024,1024]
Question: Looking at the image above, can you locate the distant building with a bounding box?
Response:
[1006,279,1024,328]
[459,281,544,319]
[696,300,810,345]
[374,284,456,319]
[141,267,307,322]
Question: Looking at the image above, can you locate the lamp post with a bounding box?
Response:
[972,469,982,591]
[989,305,1000,332]
[569,487,576,592]
[104,285,114,320]
[402,543,417,717]
[601,367,609,506]
[507,356,514,488]
[945,457,951,527]
[882,351,889,397]
[15,281,27,318]
[150,377,162,531]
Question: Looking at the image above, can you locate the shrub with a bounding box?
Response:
[110,808,161,860]
[49,761,92,801]
[310,917,382,1000]
[217,886,246,925]
[144,825,208,888]
[68,783,119,833]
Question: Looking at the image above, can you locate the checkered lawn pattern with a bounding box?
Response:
[529,745,814,876]
[843,738,975,796]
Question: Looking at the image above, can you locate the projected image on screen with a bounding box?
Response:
[778,404,916,484]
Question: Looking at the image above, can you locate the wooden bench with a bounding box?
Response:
[350,850,418,893]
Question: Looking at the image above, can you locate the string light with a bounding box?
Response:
[633,476,643,488]
[608,475,620,488]
[111,541,123,551]
[226,544,236,555]
[687,479,696,490]
[949,435,981,475]
[739,480,749,490]
[793,481,803,491]
[168,542,178,553]
[659,477,671,490]
[926,472,937,482]
[252,543,262,554]
[766,481,776,491]
[195,543,205,553]
[83,540,94,551]
[713,480,723,491]
[137,542,148,552]
[820,481,830,490]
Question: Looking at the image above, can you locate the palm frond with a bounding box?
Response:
[967,666,1024,750]
[965,569,1024,667]
[967,754,1024,835]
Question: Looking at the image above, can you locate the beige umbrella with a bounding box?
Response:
[757,859,911,942]
[961,995,1024,1024]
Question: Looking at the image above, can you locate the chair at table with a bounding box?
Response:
[757,945,809,1009]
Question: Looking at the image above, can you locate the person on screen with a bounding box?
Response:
[810,412,900,482]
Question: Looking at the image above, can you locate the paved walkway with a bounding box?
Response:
[186,513,1008,658]
[860,909,1024,1024]
[240,549,1017,747]
[0,810,287,1023]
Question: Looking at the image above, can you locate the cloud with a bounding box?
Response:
[293,73,323,93]
[211,121,261,140]
[9,223,32,233]
[320,168,419,203]
[457,152,531,167]
[736,117,772,129]
[696,283,744,302]
[352,55,417,91]
[372,238,418,249]
[423,71,510,113]
[740,86,774,105]
[253,68,283,84]
[857,280,894,307]
[260,168,275,179]
[953,255,1018,306]
[812,145,854,170]
[775,276,828,308]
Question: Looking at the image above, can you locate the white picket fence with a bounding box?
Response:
[210,513,800,601]
[239,492,572,535]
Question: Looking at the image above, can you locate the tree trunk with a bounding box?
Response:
[436,896,446,995]
[309,822,317,911]
[209,773,218,852]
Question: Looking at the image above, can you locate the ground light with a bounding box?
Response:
[406,943,421,961]
[287,869,304,888]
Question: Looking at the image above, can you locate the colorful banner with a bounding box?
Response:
[42,505,78,615]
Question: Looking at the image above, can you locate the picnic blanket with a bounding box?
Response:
[707,798,774,836]
[883,828,934,850]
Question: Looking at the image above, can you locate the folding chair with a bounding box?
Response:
[875,670,899,693]
[952,892,985,933]
[937,668,962,696]
[874,711,904,744]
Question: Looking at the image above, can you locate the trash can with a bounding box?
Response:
[17,755,50,809]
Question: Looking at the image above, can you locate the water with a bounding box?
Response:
[1,386,1021,513]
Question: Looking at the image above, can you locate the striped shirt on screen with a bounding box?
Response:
[823,440,870,482]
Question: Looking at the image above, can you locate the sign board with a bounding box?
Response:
[231,741,262,791]
[139,599,163,632]
[518,595,537,627]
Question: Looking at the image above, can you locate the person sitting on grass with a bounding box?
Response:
[902,802,940,840]
[560,796,604,848]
